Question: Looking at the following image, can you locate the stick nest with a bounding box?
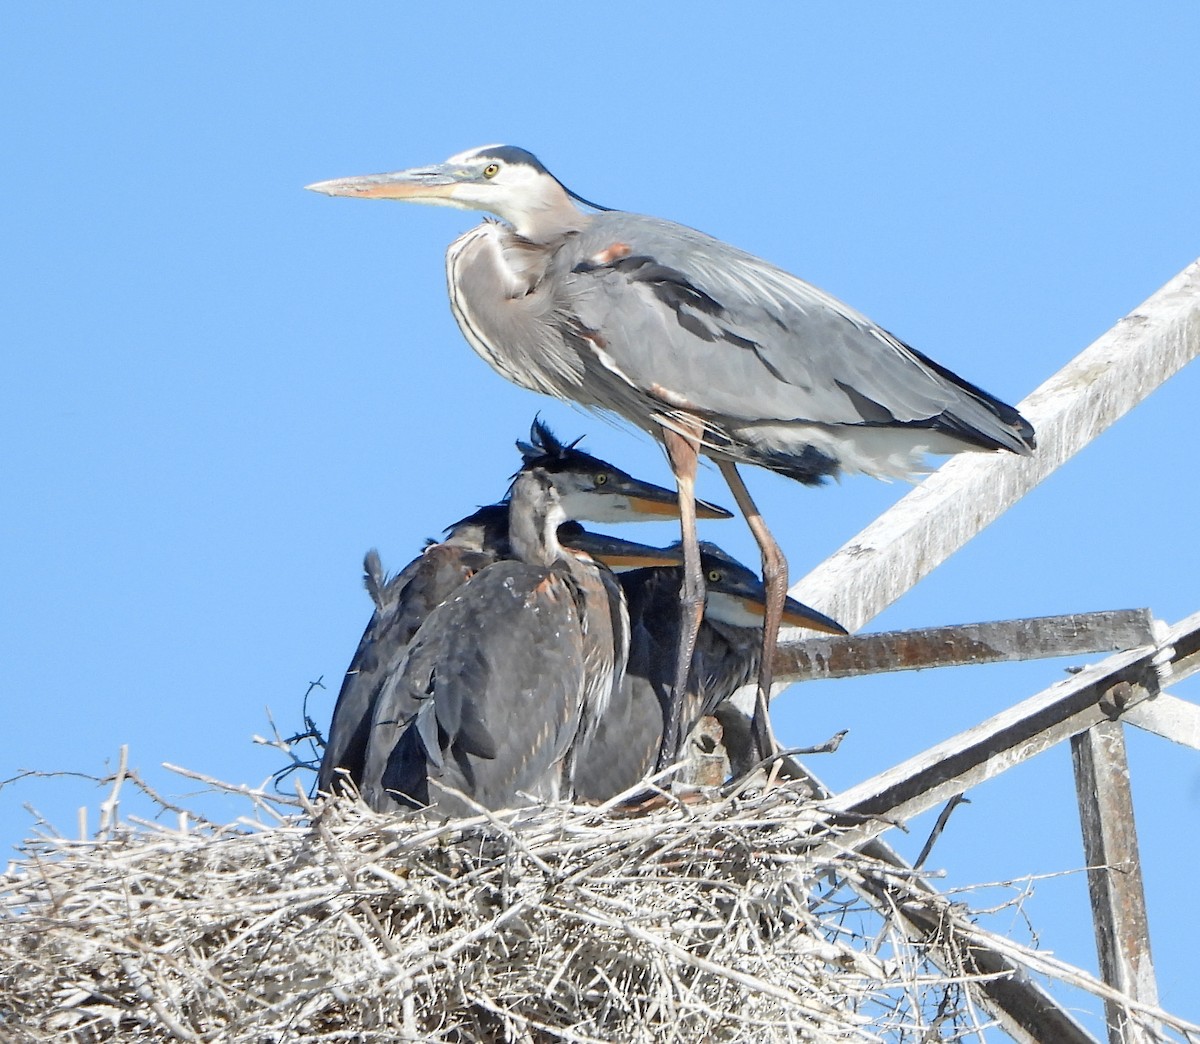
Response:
[0,772,1067,1042]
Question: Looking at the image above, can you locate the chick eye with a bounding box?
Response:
[707,570,722,583]
[483,163,500,178]
[594,473,608,486]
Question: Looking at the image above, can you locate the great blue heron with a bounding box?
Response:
[308,145,1036,767]
[573,543,846,802]
[318,421,707,795]
[359,468,632,815]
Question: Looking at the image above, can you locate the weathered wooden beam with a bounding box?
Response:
[817,610,1200,854]
[791,258,1200,635]
[773,609,1154,683]
[1072,720,1160,1044]
[1122,693,1200,751]
[722,259,1200,725]
[1162,615,1200,686]
[820,646,1162,853]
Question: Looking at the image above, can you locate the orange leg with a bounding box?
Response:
[717,460,787,763]
[658,423,705,769]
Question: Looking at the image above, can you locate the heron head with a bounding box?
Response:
[698,544,848,636]
[306,145,605,241]
[513,418,734,524]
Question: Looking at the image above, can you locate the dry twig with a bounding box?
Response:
[4,760,1196,1043]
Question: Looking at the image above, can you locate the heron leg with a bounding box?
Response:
[658,423,705,769]
[716,460,787,764]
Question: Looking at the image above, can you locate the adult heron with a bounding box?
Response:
[318,422,707,795]
[308,145,1036,766]
[573,543,847,802]
[359,468,631,815]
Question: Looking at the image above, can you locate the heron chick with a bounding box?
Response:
[319,420,706,797]
[574,543,847,802]
[358,468,631,815]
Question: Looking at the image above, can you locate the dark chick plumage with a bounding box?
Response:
[360,469,626,815]
[318,422,689,798]
[572,544,845,802]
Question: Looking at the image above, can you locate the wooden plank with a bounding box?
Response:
[1071,720,1160,1043]
[818,610,1200,854]
[790,258,1200,635]
[1122,693,1200,751]
[773,609,1154,683]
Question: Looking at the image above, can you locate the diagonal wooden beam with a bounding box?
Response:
[791,258,1200,633]
[1122,692,1200,751]
[723,255,1200,765]
[817,610,1200,854]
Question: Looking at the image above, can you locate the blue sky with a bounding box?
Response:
[4,5,1199,1035]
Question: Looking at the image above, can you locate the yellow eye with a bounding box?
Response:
[594,473,608,486]
[483,163,500,178]
[707,570,722,583]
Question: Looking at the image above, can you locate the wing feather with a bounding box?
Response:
[362,561,588,814]
[556,213,1032,452]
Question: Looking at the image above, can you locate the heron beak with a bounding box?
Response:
[617,481,733,521]
[738,595,848,636]
[695,496,734,520]
[305,165,460,202]
[562,529,684,571]
[598,548,686,569]
[622,492,734,521]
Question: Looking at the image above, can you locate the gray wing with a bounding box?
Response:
[572,619,756,802]
[572,566,765,801]
[571,558,629,746]
[317,545,492,794]
[572,568,685,800]
[360,561,588,815]
[572,673,662,802]
[555,212,1033,453]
